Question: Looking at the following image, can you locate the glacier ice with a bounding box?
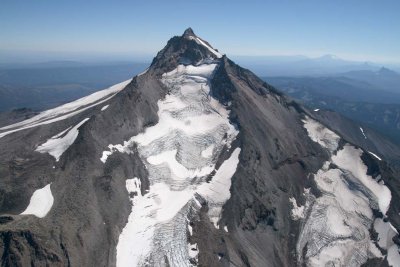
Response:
[332,145,391,214]
[109,63,240,267]
[302,116,340,153]
[297,117,396,266]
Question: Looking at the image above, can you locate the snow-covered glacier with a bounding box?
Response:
[102,62,239,266]
[295,117,397,266]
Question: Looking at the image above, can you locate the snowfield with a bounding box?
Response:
[20,184,54,218]
[302,116,340,153]
[298,117,397,267]
[0,80,130,139]
[36,118,90,161]
[111,63,239,266]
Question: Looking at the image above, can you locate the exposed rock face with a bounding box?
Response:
[0,28,399,267]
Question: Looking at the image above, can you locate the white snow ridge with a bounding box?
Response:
[0,80,130,139]
[187,35,223,58]
[106,63,240,267]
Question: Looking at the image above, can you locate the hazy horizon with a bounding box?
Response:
[2,0,400,65]
[1,50,400,67]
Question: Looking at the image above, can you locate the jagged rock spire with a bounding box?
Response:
[183,27,195,37]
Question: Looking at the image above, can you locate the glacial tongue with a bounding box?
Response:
[102,62,239,266]
[297,117,394,266]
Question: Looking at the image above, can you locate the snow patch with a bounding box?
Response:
[100,150,112,163]
[314,109,320,112]
[20,184,54,218]
[101,105,109,111]
[368,151,382,161]
[100,143,133,163]
[302,116,340,153]
[35,118,90,161]
[360,127,367,139]
[188,243,199,259]
[289,197,305,220]
[188,223,193,236]
[188,36,223,58]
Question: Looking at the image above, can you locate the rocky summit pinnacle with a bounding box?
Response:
[149,28,223,75]
[0,29,399,267]
[183,27,196,37]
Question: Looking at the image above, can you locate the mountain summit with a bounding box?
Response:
[183,27,195,36]
[149,27,223,75]
[0,29,399,267]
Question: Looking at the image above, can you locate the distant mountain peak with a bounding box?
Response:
[378,66,399,77]
[379,66,392,73]
[318,54,341,61]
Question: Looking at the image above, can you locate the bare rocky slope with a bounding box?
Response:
[0,28,399,267]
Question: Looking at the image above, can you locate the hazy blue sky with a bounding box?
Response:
[1,0,399,63]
